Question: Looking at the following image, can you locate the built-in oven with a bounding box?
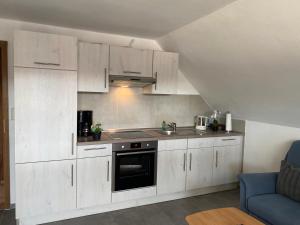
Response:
[112,141,157,192]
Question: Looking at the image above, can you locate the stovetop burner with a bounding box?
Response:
[109,130,153,140]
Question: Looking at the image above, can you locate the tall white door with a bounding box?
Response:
[186,147,214,191]
[157,149,187,195]
[212,145,243,186]
[77,156,112,208]
[78,42,109,92]
[14,68,77,163]
[15,160,76,218]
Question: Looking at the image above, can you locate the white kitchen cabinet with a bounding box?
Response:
[14,30,77,70]
[78,42,109,92]
[157,149,187,195]
[212,145,243,186]
[15,160,76,218]
[77,156,112,208]
[144,51,178,95]
[109,46,153,77]
[77,144,112,158]
[186,147,214,191]
[14,68,77,163]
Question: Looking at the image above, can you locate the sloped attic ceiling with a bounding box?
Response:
[0,0,236,38]
[158,0,300,128]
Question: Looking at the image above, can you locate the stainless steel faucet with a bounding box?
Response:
[168,122,177,133]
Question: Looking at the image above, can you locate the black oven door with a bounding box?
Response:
[113,150,156,191]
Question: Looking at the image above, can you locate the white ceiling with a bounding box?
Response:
[0,0,235,38]
[158,0,300,128]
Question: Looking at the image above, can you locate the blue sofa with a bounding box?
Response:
[239,141,300,225]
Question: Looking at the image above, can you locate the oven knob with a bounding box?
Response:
[122,145,125,149]
[146,144,150,147]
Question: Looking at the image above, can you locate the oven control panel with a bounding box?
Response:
[113,141,158,151]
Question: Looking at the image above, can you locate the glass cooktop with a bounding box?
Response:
[109,131,153,140]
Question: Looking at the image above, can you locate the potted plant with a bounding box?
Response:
[91,123,103,140]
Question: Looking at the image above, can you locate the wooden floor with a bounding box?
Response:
[0,189,240,225]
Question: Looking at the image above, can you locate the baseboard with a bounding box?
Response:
[18,183,238,225]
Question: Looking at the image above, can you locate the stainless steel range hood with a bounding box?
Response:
[109,75,156,88]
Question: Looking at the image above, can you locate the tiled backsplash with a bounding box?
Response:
[78,87,211,130]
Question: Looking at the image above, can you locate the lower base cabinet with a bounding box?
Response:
[186,147,214,191]
[16,160,76,218]
[157,149,187,195]
[212,145,243,186]
[77,156,112,208]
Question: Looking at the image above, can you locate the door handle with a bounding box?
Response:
[183,153,186,171]
[104,68,107,88]
[189,153,192,171]
[34,62,60,66]
[154,72,158,90]
[123,70,141,74]
[71,164,74,187]
[216,151,219,168]
[107,160,110,182]
[71,133,74,155]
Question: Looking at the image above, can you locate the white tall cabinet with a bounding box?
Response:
[78,42,109,93]
[14,30,78,220]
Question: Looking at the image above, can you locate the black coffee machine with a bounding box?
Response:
[77,110,93,137]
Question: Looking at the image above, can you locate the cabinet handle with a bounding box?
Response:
[34,62,60,66]
[216,151,219,168]
[104,68,107,88]
[84,147,107,151]
[189,153,192,171]
[123,70,141,74]
[154,72,158,90]
[3,119,6,134]
[71,133,74,155]
[183,153,186,171]
[71,164,74,187]
[222,138,236,141]
[107,160,110,182]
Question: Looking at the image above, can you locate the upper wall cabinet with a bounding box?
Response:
[14,30,77,70]
[109,46,153,77]
[144,51,178,95]
[78,42,109,93]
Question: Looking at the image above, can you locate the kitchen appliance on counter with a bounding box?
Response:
[112,140,157,192]
[77,110,93,137]
[195,115,208,131]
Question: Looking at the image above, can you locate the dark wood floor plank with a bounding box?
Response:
[0,189,239,225]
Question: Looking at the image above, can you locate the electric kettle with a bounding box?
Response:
[195,115,208,131]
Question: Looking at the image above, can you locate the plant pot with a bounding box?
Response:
[92,132,101,140]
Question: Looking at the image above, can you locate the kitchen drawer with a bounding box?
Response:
[213,136,242,147]
[158,139,187,151]
[188,138,214,149]
[77,144,112,158]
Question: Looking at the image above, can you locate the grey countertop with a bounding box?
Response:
[77,127,244,146]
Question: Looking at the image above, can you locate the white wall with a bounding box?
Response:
[0,18,202,204]
[243,120,300,173]
[157,0,300,128]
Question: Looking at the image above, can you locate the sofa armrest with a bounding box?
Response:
[239,172,278,212]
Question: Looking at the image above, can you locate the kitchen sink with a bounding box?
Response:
[156,129,201,136]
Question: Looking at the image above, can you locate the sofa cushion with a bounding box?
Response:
[277,160,300,202]
[248,194,300,225]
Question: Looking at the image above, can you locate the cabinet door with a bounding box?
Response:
[77,157,112,208]
[186,147,213,191]
[212,145,243,186]
[157,149,187,195]
[78,42,109,92]
[16,160,76,218]
[14,68,77,163]
[109,46,153,77]
[14,30,77,70]
[144,51,178,94]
